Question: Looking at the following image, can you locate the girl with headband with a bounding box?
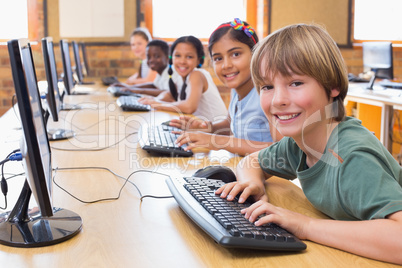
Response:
[139,35,227,122]
[172,18,277,156]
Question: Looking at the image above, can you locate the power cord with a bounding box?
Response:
[52,167,173,203]
[50,132,138,151]
[1,149,22,210]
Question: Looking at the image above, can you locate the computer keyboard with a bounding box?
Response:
[378,80,402,89]
[166,176,307,251]
[107,86,142,97]
[139,124,193,157]
[116,96,151,112]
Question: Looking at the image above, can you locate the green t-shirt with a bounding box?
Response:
[258,117,402,220]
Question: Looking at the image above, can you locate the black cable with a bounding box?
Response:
[0,149,22,210]
[52,167,173,204]
[50,132,137,151]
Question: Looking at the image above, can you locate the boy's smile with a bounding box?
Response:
[259,72,340,143]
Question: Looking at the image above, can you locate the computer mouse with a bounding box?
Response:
[192,165,236,183]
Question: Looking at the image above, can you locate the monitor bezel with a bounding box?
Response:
[42,37,61,122]
[59,39,75,95]
[8,38,53,215]
[72,41,84,83]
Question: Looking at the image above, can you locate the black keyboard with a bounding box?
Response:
[116,96,151,111]
[378,80,402,89]
[139,125,193,157]
[166,176,307,251]
[107,86,142,97]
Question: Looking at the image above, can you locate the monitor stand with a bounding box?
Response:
[47,128,75,141]
[61,103,82,110]
[0,180,82,247]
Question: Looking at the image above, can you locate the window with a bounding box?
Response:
[149,0,251,40]
[354,0,402,41]
[0,0,28,40]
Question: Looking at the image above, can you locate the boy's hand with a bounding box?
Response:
[215,181,268,203]
[241,200,311,239]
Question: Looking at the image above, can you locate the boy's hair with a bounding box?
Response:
[131,27,152,42]
[251,24,349,121]
[147,40,169,57]
[208,18,259,55]
[168,36,205,101]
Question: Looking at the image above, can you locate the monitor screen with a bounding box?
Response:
[72,41,84,83]
[42,37,61,122]
[59,39,75,95]
[362,42,393,89]
[3,38,82,248]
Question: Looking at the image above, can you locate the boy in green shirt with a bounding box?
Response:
[216,24,402,264]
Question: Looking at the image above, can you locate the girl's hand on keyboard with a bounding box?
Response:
[241,200,311,239]
[174,131,213,150]
[170,116,211,132]
[138,97,158,106]
[215,181,268,203]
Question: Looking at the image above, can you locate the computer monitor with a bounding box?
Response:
[362,42,393,90]
[1,38,82,247]
[80,42,90,77]
[41,37,75,140]
[72,41,94,85]
[72,41,84,84]
[42,37,61,121]
[59,39,76,95]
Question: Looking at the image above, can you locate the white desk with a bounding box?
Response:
[346,83,402,151]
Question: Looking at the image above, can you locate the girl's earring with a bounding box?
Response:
[198,63,202,68]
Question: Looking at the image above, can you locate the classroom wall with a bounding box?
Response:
[1,0,402,145]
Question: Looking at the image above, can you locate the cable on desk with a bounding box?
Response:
[52,167,173,203]
[0,149,22,210]
[50,132,138,151]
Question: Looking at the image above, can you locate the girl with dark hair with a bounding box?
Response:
[139,35,227,122]
[172,18,276,156]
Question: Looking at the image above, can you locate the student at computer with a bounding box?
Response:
[118,40,180,96]
[171,18,277,156]
[115,27,157,86]
[139,36,227,122]
[216,24,402,265]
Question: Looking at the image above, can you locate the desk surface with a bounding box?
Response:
[0,83,399,267]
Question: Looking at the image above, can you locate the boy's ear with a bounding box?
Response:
[330,88,340,98]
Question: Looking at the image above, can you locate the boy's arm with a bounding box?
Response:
[306,210,402,264]
[243,201,402,265]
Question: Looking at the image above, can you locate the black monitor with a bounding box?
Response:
[41,37,75,140]
[72,41,94,85]
[80,42,90,77]
[1,38,82,247]
[362,42,393,90]
[59,39,76,95]
[72,41,84,84]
